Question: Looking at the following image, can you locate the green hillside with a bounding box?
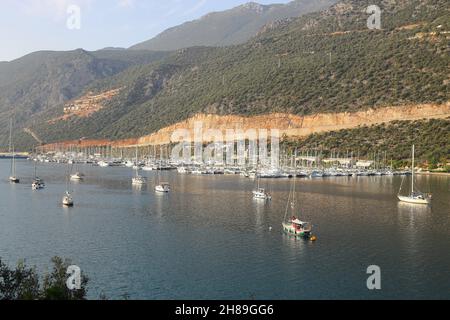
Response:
[1,0,449,153]
[283,118,450,165]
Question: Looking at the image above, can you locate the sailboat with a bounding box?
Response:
[252,164,271,200]
[282,161,313,238]
[8,118,19,183]
[155,146,170,193]
[70,160,84,181]
[31,161,45,190]
[397,145,432,205]
[62,163,74,206]
[132,147,147,185]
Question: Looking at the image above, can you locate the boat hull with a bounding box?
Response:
[282,222,312,238]
[398,195,431,205]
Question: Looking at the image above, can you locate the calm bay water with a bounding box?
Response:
[0,159,449,300]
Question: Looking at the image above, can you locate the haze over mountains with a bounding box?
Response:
[0,0,449,161]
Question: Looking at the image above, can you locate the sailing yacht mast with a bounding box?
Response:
[9,118,19,183]
[411,145,415,194]
[9,118,13,176]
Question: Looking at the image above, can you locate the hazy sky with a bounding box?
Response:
[0,0,290,62]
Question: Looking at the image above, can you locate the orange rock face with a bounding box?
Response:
[40,103,450,151]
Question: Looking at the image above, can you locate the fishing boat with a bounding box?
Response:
[282,160,314,239]
[397,145,432,205]
[8,118,19,183]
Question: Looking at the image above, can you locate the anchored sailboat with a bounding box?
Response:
[397,145,432,205]
[132,147,147,185]
[282,158,314,239]
[31,161,45,190]
[62,163,74,206]
[253,163,271,200]
[155,146,170,193]
[8,118,19,183]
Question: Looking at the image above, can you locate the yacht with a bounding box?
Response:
[398,145,432,205]
[132,175,147,185]
[282,164,314,239]
[31,163,45,190]
[62,191,74,207]
[98,161,110,168]
[177,167,188,174]
[155,146,170,193]
[8,118,20,183]
[132,148,147,185]
[32,178,45,190]
[155,183,171,193]
[253,188,272,200]
[253,165,272,200]
[70,172,84,181]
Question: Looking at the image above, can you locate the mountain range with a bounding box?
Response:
[130,0,337,51]
[0,0,449,163]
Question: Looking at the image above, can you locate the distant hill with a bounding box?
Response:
[130,0,337,51]
[0,49,169,147]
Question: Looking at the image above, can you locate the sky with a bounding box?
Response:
[0,0,290,62]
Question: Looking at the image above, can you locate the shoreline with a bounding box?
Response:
[417,172,450,177]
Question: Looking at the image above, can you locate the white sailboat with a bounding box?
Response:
[132,147,147,185]
[70,172,84,181]
[397,145,432,205]
[62,191,74,206]
[70,162,84,181]
[282,157,314,239]
[62,164,74,206]
[8,118,19,183]
[155,146,170,193]
[253,164,271,200]
[31,161,45,190]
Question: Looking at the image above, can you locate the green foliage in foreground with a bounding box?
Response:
[0,256,88,300]
[283,118,450,165]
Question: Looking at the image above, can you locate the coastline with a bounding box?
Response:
[417,172,450,177]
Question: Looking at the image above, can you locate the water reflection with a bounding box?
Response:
[397,202,431,219]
